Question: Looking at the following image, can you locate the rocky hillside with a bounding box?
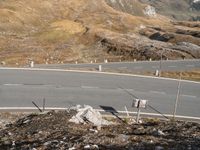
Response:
[0,0,199,66]
[139,0,200,21]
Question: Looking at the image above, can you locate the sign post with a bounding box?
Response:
[132,99,148,123]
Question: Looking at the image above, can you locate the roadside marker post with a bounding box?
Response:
[98,65,102,72]
[132,99,148,123]
[30,61,34,68]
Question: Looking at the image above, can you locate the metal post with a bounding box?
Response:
[136,100,141,123]
[136,107,141,123]
[159,51,163,77]
[43,98,46,112]
[173,72,182,120]
[124,106,129,117]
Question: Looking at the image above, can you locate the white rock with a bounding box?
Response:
[91,145,99,149]
[144,5,157,17]
[43,141,51,146]
[68,147,76,150]
[193,0,200,3]
[84,145,91,149]
[89,128,98,133]
[157,130,165,136]
[69,105,113,126]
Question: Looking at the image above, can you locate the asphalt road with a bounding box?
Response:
[0,68,200,119]
[35,59,200,72]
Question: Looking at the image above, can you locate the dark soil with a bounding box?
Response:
[0,111,200,150]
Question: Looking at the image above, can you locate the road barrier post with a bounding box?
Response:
[155,70,159,76]
[99,65,102,72]
[30,61,34,68]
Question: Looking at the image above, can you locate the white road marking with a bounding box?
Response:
[117,88,134,91]
[3,84,23,86]
[0,107,199,121]
[181,95,197,98]
[81,86,99,89]
[168,66,177,68]
[119,67,128,69]
[149,91,166,95]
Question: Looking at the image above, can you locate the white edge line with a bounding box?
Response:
[181,95,197,98]
[1,67,200,84]
[0,107,199,120]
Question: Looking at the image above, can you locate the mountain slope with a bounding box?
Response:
[139,0,200,21]
[0,0,199,66]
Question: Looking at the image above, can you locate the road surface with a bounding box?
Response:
[0,68,200,119]
[35,59,200,72]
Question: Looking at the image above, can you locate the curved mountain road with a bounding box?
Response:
[35,59,200,72]
[0,68,200,120]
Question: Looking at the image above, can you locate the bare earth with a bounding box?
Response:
[0,111,200,150]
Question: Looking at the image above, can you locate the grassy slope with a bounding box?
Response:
[0,0,171,66]
[139,0,200,21]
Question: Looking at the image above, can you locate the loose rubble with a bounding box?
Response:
[0,110,200,150]
[69,105,113,127]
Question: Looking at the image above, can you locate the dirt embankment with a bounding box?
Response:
[0,111,200,150]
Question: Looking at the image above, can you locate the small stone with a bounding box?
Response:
[91,144,99,149]
[89,128,98,133]
[153,129,165,136]
[69,147,76,150]
[8,132,12,136]
[43,141,51,146]
[12,141,15,146]
[23,119,31,124]
[84,145,91,149]
[157,130,165,136]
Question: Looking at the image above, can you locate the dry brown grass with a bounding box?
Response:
[141,70,200,82]
[0,0,191,66]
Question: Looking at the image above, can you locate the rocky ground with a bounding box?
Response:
[0,110,200,150]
